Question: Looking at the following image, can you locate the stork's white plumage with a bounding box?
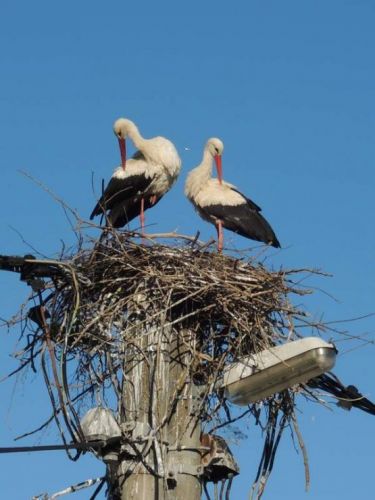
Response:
[185,138,280,251]
[90,118,181,231]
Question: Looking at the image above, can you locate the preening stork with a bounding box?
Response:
[185,138,280,251]
[90,118,181,232]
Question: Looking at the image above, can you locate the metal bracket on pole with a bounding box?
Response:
[121,421,150,437]
[167,463,204,478]
[120,422,153,455]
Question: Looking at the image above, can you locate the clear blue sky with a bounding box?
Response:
[1,1,374,498]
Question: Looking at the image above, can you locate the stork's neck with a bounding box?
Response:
[185,150,216,201]
[198,148,215,183]
[186,150,213,188]
[126,122,145,150]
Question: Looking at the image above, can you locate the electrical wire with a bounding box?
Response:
[0,436,121,454]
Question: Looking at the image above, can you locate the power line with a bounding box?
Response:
[0,437,120,454]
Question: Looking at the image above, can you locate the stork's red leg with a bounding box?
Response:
[140,197,145,235]
[215,220,223,252]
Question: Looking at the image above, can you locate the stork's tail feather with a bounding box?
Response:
[90,202,105,220]
[270,236,281,248]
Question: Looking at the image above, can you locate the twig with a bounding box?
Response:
[291,411,310,491]
[32,476,105,499]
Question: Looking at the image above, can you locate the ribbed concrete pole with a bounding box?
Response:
[118,289,202,499]
[166,330,202,499]
[119,332,158,498]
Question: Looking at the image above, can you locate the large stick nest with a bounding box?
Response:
[49,233,310,359]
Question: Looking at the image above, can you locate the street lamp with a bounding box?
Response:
[222,337,336,405]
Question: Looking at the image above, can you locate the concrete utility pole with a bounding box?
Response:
[117,287,202,499]
[166,330,202,499]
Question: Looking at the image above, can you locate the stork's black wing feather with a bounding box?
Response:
[90,174,153,219]
[107,195,162,228]
[201,201,280,248]
[229,187,262,212]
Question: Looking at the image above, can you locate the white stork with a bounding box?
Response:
[90,118,181,232]
[185,138,280,251]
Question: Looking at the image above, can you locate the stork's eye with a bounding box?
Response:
[215,147,219,153]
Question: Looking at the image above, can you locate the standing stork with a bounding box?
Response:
[185,138,280,251]
[90,118,181,232]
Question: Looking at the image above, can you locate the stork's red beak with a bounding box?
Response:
[215,154,223,184]
[119,137,126,170]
